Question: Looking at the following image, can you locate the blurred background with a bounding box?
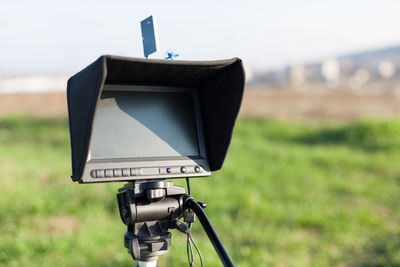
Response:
[1,0,400,266]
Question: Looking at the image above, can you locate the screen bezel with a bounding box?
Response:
[80,84,210,183]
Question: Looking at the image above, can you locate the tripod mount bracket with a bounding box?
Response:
[117,180,186,262]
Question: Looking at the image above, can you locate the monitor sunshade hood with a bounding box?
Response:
[67,55,245,183]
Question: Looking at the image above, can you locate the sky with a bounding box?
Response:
[1,0,400,74]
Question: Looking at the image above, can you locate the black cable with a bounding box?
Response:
[187,227,194,266]
[184,194,234,267]
[189,232,203,267]
[185,178,203,267]
[186,178,194,266]
[186,177,191,195]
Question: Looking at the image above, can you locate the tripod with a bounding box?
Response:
[117,180,234,266]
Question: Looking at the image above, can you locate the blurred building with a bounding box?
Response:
[289,64,306,90]
[0,74,69,94]
[321,58,340,88]
[379,60,396,79]
[249,44,400,90]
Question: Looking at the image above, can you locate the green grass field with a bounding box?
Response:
[1,115,400,266]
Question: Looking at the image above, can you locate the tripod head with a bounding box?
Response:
[117,180,191,262]
[117,180,234,266]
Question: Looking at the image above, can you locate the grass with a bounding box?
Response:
[1,115,400,266]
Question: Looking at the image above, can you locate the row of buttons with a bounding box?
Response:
[91,165,203,178]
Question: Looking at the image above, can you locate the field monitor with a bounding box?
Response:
[67,55,245,183]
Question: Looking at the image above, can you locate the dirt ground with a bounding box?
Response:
[2,88,400,121]
[241,88,400,121]
[0,93,67,117]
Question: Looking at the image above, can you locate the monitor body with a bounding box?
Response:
[80,84,211,183]
[67,55,245,183]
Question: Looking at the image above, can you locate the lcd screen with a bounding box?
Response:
[89,89,200,159]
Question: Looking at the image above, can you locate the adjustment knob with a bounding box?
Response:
[180,167,186,173]
[146,188,166,201]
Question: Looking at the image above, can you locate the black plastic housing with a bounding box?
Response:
[67,55,245,182]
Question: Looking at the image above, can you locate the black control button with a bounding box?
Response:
[130,168,136,176]
[95,169,104,178]
[90,170,96,178]
[122,168,130,177]
[194,166,201,173]
[105,169,113,178]
[113,169,122,177]
[180,166,186,173]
